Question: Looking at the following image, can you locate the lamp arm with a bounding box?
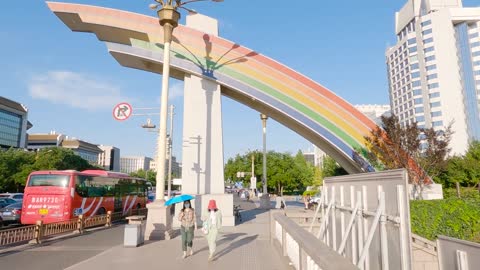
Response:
[178,0,209,7]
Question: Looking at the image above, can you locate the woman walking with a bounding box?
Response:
[203,199,222,261]
[178,200,197,258]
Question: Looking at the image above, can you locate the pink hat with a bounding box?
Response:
[208,199,217,210]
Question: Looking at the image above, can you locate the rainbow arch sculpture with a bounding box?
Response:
[47,2,378,173]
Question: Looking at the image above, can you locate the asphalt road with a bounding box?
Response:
[0,223,126,269]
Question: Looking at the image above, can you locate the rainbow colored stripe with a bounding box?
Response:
[47,2,378,172]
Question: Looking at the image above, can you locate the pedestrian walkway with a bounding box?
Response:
[0,197,291,270]
[66,198,290,270]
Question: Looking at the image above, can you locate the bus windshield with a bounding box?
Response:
[28,174,70,187]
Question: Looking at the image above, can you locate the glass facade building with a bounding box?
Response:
[0,97,29,149]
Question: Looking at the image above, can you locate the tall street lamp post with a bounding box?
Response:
[260,113,270,209]
[145,0,223,240]
[149,0,180,203]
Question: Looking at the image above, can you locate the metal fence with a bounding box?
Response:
[309,169,413,270]
[0,208,148,247]
[43,219,78,237]
[0,225,36,246]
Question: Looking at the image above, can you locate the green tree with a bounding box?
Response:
[440,141,480,188]
[0,147,100,191]
[321,156,348,178]
[438,156,467,188]
[224,150,315,195]
[0,148,35,192]
[365,115,452,198]
[32,147,94,172]
[224,153,252,186]
[130,169,157,185]
[312,166,323,187]
[292,150,315,189]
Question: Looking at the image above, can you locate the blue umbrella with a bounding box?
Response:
[164,194,195,206]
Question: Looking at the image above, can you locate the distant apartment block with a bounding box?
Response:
[98,145,120,172]
[28,132,114,166]
[303,145,328,168]
[354,105,391,124]
[120,156,153,174]
[386,0,480,154]
[0,96,32,149]
[150,155,181,178]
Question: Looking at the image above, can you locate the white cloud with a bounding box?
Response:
[28,71,132,111]
[169,81,184,101]
[156,81,184,104]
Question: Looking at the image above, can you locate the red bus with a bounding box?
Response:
[21,170,148,225]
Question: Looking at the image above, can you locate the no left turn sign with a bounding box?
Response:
[113,102,133,121]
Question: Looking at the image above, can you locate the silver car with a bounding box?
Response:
[0,198,17,208]
[0,193,24,203]
[0,202,22,224]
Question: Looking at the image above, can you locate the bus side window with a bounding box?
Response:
[130,180,138,195]
[104,184,114,196]
[87,176,106,197]
[141,182,148,197]
[76,176,88,197]
[115,180,129,197]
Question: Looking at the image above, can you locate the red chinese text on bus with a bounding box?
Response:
[21,170,148,225]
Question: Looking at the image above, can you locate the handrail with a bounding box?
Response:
[271,211,358,270]
[412,234,437,248]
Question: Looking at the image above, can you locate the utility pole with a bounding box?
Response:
[167,105,174,199]
[250,152,256,193]
[260,114,270,209]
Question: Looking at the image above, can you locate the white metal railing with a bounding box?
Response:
[271,211,357,270]
[309,170,413,270]
[437,235,480,270]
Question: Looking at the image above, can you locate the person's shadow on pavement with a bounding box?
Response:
[213,234,258,260]
[194,232,246,254]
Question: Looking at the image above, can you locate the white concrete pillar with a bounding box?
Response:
[182,74,225,195]
[177,13,233,226]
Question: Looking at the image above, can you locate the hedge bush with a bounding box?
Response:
[443,187,480,200]
[410,197,480,243]
[303,190,318,197]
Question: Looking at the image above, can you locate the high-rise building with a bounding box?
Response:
[0,96,32,149]
[120,156,153,174]
[386,0,480,155]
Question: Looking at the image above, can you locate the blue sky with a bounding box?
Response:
[2,0,479,162]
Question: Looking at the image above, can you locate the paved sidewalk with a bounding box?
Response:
[65,199,291,270]
[0,197,291,270]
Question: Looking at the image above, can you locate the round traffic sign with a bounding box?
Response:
[113,102,133,121]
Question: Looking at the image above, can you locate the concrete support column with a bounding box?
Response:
[176,13,233,227]
[182,74,225,195]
